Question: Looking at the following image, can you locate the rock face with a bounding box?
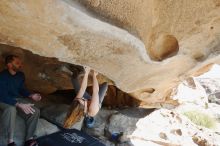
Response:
[131,109,220,146]
[80,0,220,60]
[0,0,220,106]
[82,107,220,146]
[82,108,154,146]
[172,64,220,106]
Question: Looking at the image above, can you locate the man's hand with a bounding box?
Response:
[16,103,35,114]
[29,93,42,102]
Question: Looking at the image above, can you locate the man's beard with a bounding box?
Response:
[12,64,21,72]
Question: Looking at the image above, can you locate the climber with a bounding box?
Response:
[63,66,108,128]
[0,55,41,146]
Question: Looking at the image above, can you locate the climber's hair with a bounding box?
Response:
[63,99,84,128]
[5,55,19,65]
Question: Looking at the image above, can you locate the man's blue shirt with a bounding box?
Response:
[0,69,31,105]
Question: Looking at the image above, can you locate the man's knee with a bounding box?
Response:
[32,107,40,117]
[4,106,17,114]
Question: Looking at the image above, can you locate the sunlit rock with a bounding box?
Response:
[0,0,220,106]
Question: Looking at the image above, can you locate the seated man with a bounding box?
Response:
[0,55,42,146]
[64,67,108,128]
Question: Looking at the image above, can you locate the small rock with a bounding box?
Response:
[170,129,182,136]
[159,132,168,140]
[88,0,101,7]
[176,115,182,123]
[176,129,182,136]
[192,136,208,146]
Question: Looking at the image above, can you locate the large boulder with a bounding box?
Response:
[131,109,220,146]
[82,107,220,146]
[80,0,220,60]
[0,0,220,107]
[171,64,220,106]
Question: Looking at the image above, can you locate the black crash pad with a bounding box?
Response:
[37,129,105,146]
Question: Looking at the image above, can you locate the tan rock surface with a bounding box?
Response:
[80,0,220,59]
[1,0,220,107]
